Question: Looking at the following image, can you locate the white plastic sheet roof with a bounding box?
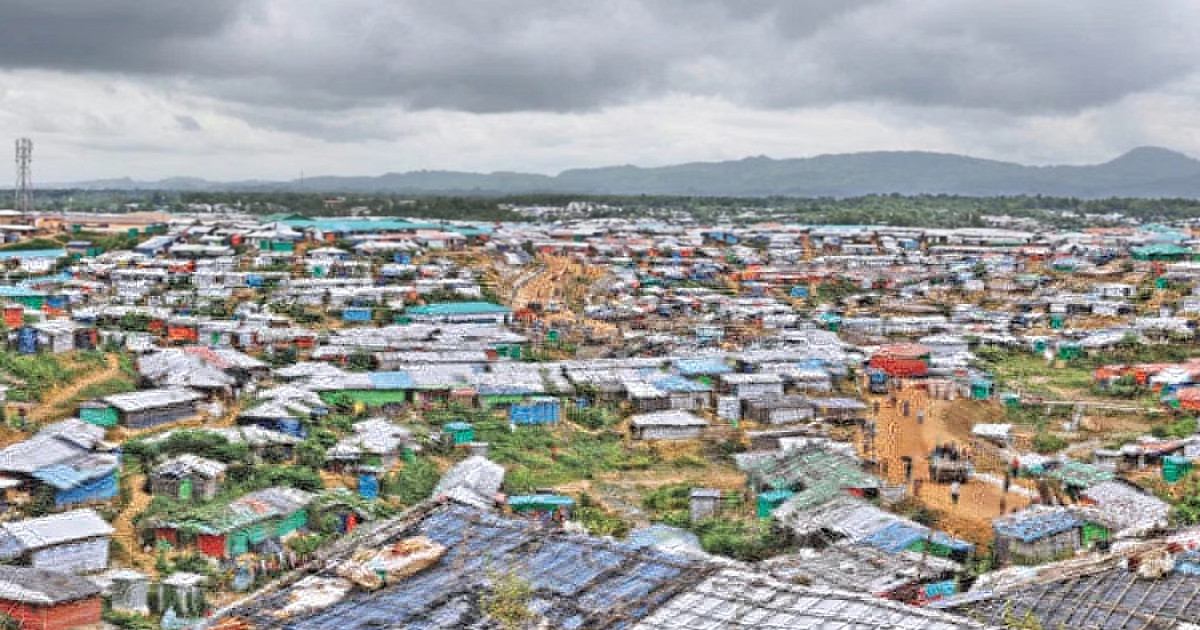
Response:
[631,568,995,630]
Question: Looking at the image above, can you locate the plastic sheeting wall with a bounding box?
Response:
[30,537,109,574]
[55,470,119,508]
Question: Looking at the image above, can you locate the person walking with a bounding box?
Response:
[1003,472,1012,494]
[950,481,961,505]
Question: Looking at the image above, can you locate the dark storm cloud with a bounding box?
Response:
[762,0,1200,114]
[0,1,244,72]
[0,0,1196,120]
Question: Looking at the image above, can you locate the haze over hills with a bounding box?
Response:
[56,147,1200,198]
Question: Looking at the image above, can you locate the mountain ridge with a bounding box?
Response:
[51,147,1200,198]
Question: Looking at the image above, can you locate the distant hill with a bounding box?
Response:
[56,146,1200,198]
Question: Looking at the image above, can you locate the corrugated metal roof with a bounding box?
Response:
[1,508,113,550]
[0,566,102,604]
[103,388,203,412]
[630,410,708,427]
[631,568,993,630]
[222,504,708,630]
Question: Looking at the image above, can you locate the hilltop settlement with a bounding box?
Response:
[0,206,1200,628]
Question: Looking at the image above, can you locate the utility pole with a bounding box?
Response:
[14,138,33,214]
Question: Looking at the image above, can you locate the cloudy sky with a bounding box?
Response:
[2,0,1199,182]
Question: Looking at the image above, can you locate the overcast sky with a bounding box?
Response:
[2,0,1199,182]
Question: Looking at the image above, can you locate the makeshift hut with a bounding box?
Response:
[0,565,103,630]
[629,410,709,441]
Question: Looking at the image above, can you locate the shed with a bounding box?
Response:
[508,397,561,425]
[150,454,228,501]
[443,421,475,446]
[98,388,202,429]
[992,507,1085,565]
[689,488,722,523]
[0,565,103,630]
[156,487,314,559]
[107,569,150,614]
[432,456,505,510]
[30,453,120,508]
[1079,480,1170,535]
[869,343,931,377]
[0,509,114,574]
[629,410,709,441]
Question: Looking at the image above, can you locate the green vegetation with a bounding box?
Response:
[101,611,157,630]
[386,458,441,505]
[1031,433,1067,455]
[565,405,620,430]
[124,431,250,471]
[481,569,538,630]
[136,464,325,531]
[29,187,1200,229]
[1151,416,1198,439]
[0,238,63,252]
[639,484,786,560]
[691,518,788,561]
[0,349,106,402]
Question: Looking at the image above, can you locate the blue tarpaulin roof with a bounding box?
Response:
[994,510,1084,543]
[0,250,65,260]
[862,522,975,553]
[368,371,415,390]
[507,495,575,509]
[406,302,512,316]
[31,457,118,490]
[673,358,732,376]
[652,375,711,393]
[0,285,43,297]
[284,219,492,236]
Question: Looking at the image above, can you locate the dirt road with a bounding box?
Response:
[30,354,122,424]
[865,385,1031,545]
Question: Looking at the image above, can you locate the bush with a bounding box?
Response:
[691,518,787,561]
[574,506,630,538]
[1152,417,1198,439]
[392,458,440,505]
[1032,433,1067,454]
[102,610,156,630]
[643,484,691,512]
[568,406,618,430]
[296,440,328,469]
[143,431,250,464]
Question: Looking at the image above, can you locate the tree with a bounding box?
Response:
[346,351,376,371]
[296,439,328,469]
[392,459,440,505]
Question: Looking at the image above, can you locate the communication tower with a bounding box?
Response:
[14,138,32,214]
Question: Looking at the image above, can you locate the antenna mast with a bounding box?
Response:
[14,138,32,214]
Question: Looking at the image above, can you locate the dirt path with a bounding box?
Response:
[112,473,155,573]
[29,354,122,424]
[865,386,1031,545]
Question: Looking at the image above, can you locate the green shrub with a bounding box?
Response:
[1152,417,1198,439]
[1032,433,1067,454]
[691,518,787,561]
[393,458,440,505]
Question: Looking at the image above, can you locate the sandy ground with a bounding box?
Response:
[864,385,1032,545]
